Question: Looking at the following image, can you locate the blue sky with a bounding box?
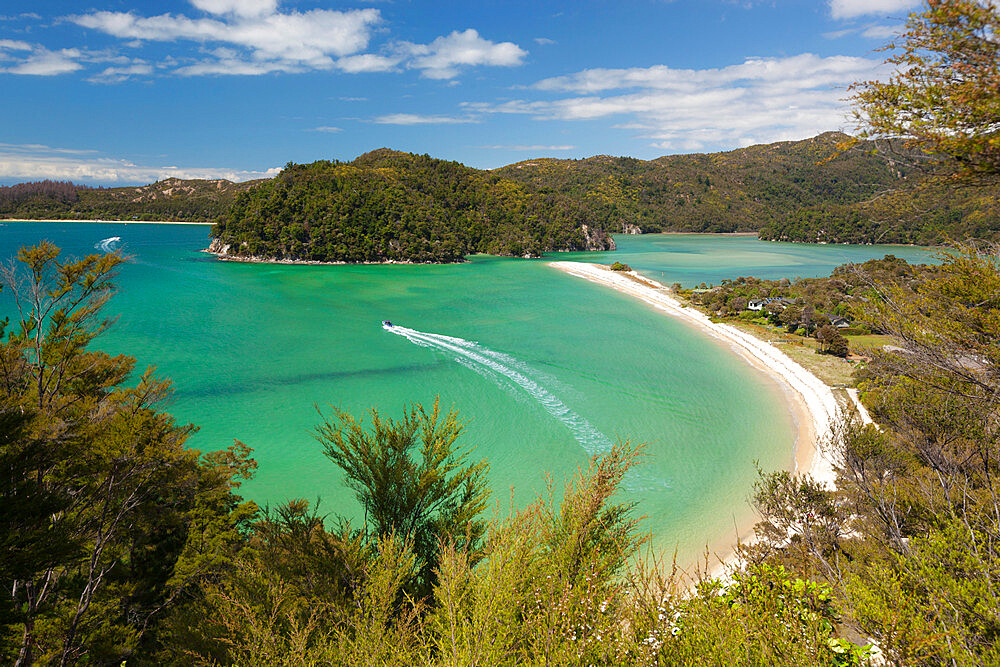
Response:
[0,0,920,185]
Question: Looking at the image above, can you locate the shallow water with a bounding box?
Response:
[0,223,934,562]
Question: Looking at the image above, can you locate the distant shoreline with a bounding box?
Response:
[549,260,840,580]
[1,219,213,225]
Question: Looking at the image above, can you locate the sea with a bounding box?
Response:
[0,222,935,564]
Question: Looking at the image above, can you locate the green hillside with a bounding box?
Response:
[210,150,613,263]
[5,133,998,254]
[494,132,913,234]
[0,177,261,222]
[497,132,1000,244]
[757,177,1000,244]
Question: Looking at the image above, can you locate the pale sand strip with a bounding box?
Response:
[846,387,879,429]
[1,219,212,225]
[549,261,842,577]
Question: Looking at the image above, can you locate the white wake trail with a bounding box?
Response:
[385,324,613,456]
[95,236,121,252]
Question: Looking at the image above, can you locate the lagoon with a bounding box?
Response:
[0,222,934,564]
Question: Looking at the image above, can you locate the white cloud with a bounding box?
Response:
[336,53,399,73]
[862,23,904,39]
[822,27,857,39]
[69,5,527,80]
[829,0,920,20]
[467,53,890,152]
[311,126,343,133]
[0,143,280,184]
[190,0,278,18]
[533,54,878,94]
[0,39,32,51]
[400,29,527,79]
[534,37,556,45]
[175,54,297,76]
[0,42,153,79]
[0,143,97,156]
[72,5,382,71]
[89,62,154,83]
[5,48,83,76]
[0,13,41,21]
[373,113,479,125]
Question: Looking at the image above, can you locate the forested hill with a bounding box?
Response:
[209,150,614,263]
[0,177,261,222]
[756,176,1000,245]
[496,132,1000,244]
[6,133,999,251]
[494,132,911,235]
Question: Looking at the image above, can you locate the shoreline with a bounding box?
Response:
[548,261,840,578]
[204,248,464,266]
[1,218,213,225]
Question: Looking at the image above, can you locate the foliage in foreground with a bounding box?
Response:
[747,244,1000,665]
[7,239,1000,666]
[852,0,1000,181]
[0,244,872,664]
[167,442,867,666]
[0,244,257,665]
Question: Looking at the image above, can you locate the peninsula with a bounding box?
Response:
[209,149,614,263]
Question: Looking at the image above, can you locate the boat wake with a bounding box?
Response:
[95,236,121,252]
[384,324,613,457]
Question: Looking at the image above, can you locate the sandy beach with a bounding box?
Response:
[549,261,842,575]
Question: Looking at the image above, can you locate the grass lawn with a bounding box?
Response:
[845,334,893,350]
[776,341,858,387]
[726,321,859,387]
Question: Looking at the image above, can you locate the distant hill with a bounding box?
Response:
[494,132,913,234]
[5,133,998,256]
[0,177,262,222]
[756,176,1000,245]
[209,150,613,263]
[495,132,999,244]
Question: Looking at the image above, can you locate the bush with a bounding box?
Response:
[610,261,632,271]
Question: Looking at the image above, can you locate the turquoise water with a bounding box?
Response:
[0,223,934,563]
[560,233,936,287]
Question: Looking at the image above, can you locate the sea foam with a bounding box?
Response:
[385,324,613,456]
[95,236,121,252]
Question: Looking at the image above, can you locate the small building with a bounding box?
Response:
[748,299,765,311]
[829,316,851,329]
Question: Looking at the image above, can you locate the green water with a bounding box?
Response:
[560,233,937,286]
[0,223,934,563]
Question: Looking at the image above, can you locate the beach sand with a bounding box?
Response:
[549,261,842,578]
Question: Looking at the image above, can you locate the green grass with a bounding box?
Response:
[726,321,858,387]
[845,333,893,349]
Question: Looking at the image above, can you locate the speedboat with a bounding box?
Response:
[382,320,393,328]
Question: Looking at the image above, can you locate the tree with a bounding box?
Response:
[814,324,849,357]
[0,243,257,665]
[316,399,491,598]
[852,0,1000,180]
[749,245,1000,662]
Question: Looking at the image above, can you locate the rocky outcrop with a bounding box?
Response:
[581,224,616,251]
